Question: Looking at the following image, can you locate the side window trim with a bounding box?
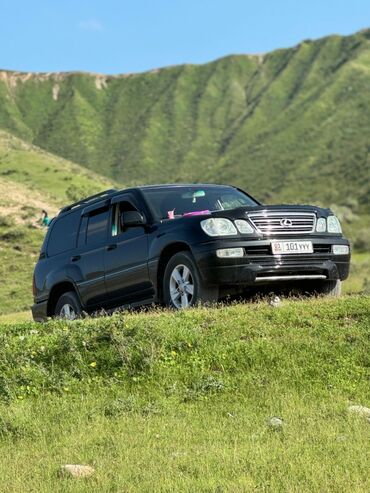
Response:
[111,194,142,238]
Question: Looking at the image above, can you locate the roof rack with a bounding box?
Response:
[59,188,117,214]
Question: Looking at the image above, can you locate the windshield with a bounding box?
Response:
[141,186,259,220]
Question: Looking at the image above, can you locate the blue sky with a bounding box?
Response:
[1,0,370,74]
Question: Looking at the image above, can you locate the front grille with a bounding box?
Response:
[247,256,325,266]
[248,211,316,235]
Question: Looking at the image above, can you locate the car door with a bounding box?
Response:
[104,194,153,304]
[75,203,109,308]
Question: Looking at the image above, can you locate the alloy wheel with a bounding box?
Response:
[59,303,77,320]
[169,264,195,308]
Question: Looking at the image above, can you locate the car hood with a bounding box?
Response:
[211,203,331,219]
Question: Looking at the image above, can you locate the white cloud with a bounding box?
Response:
[78,19,104,32]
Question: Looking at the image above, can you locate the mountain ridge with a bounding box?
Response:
[2,28,370,78]
[0,29,369,212]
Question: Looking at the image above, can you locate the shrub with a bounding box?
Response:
[0,230,25,242]
[0,215,12,227]
[353,229,370,252]
[66,184,100,203]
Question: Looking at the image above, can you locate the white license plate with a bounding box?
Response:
[271,241,313,255]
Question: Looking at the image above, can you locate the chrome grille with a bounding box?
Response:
[248,211,316,235]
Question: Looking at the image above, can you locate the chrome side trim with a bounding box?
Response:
[77,275,105,286]
[255,274,327,282]
[105,263,147,280]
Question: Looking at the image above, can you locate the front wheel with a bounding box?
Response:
[54,291,82,320]
[163,252,218,309]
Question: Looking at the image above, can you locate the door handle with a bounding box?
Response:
[107,244,117,251]
[71,255,81,262]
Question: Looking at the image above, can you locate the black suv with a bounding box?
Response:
[32,184,350,321]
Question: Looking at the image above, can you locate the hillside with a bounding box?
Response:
[0,30,370,212]
[0,130,113,204]
[0,131,114,314]
[0,297,368,491]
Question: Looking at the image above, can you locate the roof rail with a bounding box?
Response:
[59,188,117,214]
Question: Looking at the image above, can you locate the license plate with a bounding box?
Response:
[271,241,313,255]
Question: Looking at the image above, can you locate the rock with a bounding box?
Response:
[268,417,283,429]
[59,464,95,478]
[269,296,281,308]
[348,405,370,418]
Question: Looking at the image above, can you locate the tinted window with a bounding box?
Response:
[86,208,109,244]
[47,212,81,256]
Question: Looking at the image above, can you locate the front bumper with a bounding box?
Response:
[31,300,48,322]
[192,237,350,286]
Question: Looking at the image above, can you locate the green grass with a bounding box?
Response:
[344,252,370,294]
[0,226,42,314]
[0,297,368,491]
[0,130,114,206]
[0,311,31,324]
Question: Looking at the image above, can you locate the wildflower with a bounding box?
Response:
[89,361,97,368]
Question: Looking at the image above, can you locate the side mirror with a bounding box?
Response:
[120,211,146,228]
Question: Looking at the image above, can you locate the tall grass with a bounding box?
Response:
[0,296,368,491]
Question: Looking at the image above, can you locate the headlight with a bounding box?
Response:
[327,215,342,234]
[316,217,326,232]
[235,219,254,234]
[200,218,237,236]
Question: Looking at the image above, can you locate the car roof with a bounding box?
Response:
[58,184,237,216]
[136,183,234,190]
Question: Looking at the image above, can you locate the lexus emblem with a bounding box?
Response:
[280,218,293,227]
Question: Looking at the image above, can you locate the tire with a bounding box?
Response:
[54,291,82,320]
[163,251,218,309]
[305,279,342,298]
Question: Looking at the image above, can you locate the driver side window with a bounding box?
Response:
[111,200,139,236]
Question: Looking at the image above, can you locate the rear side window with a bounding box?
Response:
[86,208,109,245]
[47,212,81,257]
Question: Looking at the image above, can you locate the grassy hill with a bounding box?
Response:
[0,30,370,214]
[0,131,114,314]
[0,297,368,491]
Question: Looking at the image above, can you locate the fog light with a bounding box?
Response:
[332,245,349,255]
[216,248,244,258]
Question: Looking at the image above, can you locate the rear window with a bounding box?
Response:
[47,211,81,256]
